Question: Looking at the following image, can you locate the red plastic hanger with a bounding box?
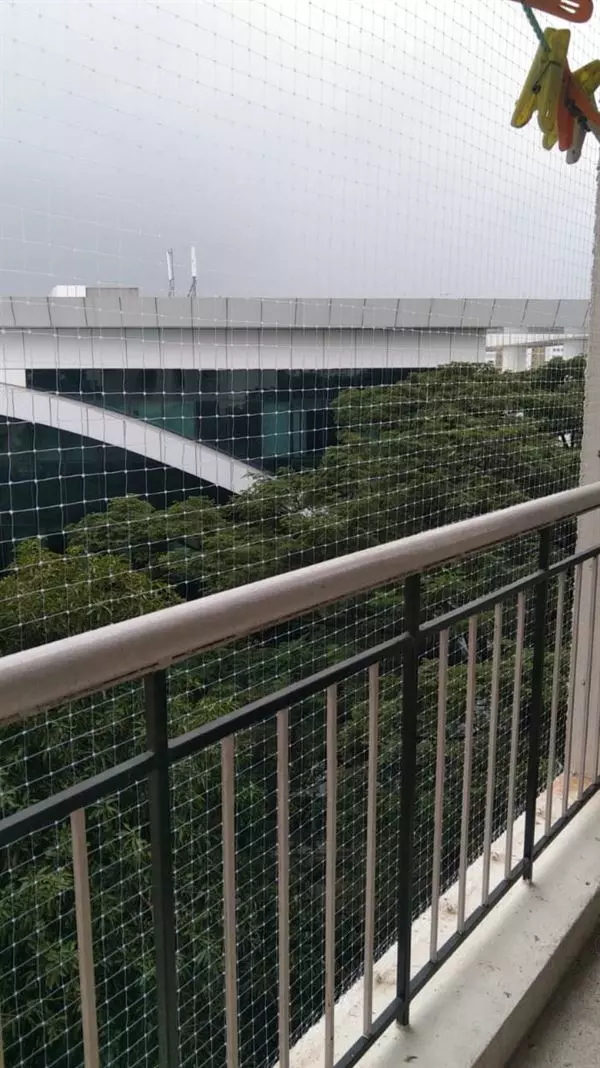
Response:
[508,0,593,22]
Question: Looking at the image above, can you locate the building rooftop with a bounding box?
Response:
[0,295,591,331]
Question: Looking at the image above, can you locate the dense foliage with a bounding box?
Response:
[0,358,584,1067]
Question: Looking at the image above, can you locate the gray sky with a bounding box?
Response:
[1,0,599,298]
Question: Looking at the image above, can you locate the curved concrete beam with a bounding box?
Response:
[0,384,264,494]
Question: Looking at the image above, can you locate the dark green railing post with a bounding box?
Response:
[145,671,179,1068]
[523,528,551,882]
[396,574,421,1026]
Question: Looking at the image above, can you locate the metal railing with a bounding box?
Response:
[1,482,600,1068]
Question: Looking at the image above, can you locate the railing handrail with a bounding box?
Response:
[1,479,599,721]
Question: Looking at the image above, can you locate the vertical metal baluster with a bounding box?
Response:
[578,557,598,798]
[277,710,290,1068]
[457,616,477,933]
[325,685,338,1068]
[505,593,526,880]
[145,672,179,1068]
[563,564,582,814]
[429,630,448,961]
[545,572,566,834]
[363,664,379,1036]
[70,808,99,1068]
[482,603,503,905]
[221,734,239,1068]
[396,575,421,1026]
[523,529,551,881]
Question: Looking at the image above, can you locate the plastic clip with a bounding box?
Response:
[512,27,571,147]
[509,1,593,23]
[558,60,600,161]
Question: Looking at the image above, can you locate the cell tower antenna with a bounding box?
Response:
[188,246,197,298]
[166,249,175,298]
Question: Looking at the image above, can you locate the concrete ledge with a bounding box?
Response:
[368,792,600,1068]
[285,787,600,1068]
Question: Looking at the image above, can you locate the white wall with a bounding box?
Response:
[0,325,489,372]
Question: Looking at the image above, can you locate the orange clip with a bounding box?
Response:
[557,61,600,162]
[565,70,600,126]
[508,0,593,22]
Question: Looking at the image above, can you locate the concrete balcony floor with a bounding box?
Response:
[510,924,600,1068]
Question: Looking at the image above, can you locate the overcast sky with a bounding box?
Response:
[1,0,599,298]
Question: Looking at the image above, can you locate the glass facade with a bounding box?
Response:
[1,367,415,559]
[0,418,205,566]
[26,368,412,471]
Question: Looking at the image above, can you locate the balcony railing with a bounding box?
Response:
[1,482,600,1068]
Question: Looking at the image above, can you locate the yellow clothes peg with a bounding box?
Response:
[572,58,600,96]
[512,28,570,147]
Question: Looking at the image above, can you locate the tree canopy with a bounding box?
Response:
[0,357,584,1067]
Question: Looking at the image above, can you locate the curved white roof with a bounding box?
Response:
[0,384,263,494]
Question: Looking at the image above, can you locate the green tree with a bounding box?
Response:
[0,537,180,655]
[0,357,584,1067]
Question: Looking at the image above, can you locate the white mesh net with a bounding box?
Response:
[0,1,598,1066]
